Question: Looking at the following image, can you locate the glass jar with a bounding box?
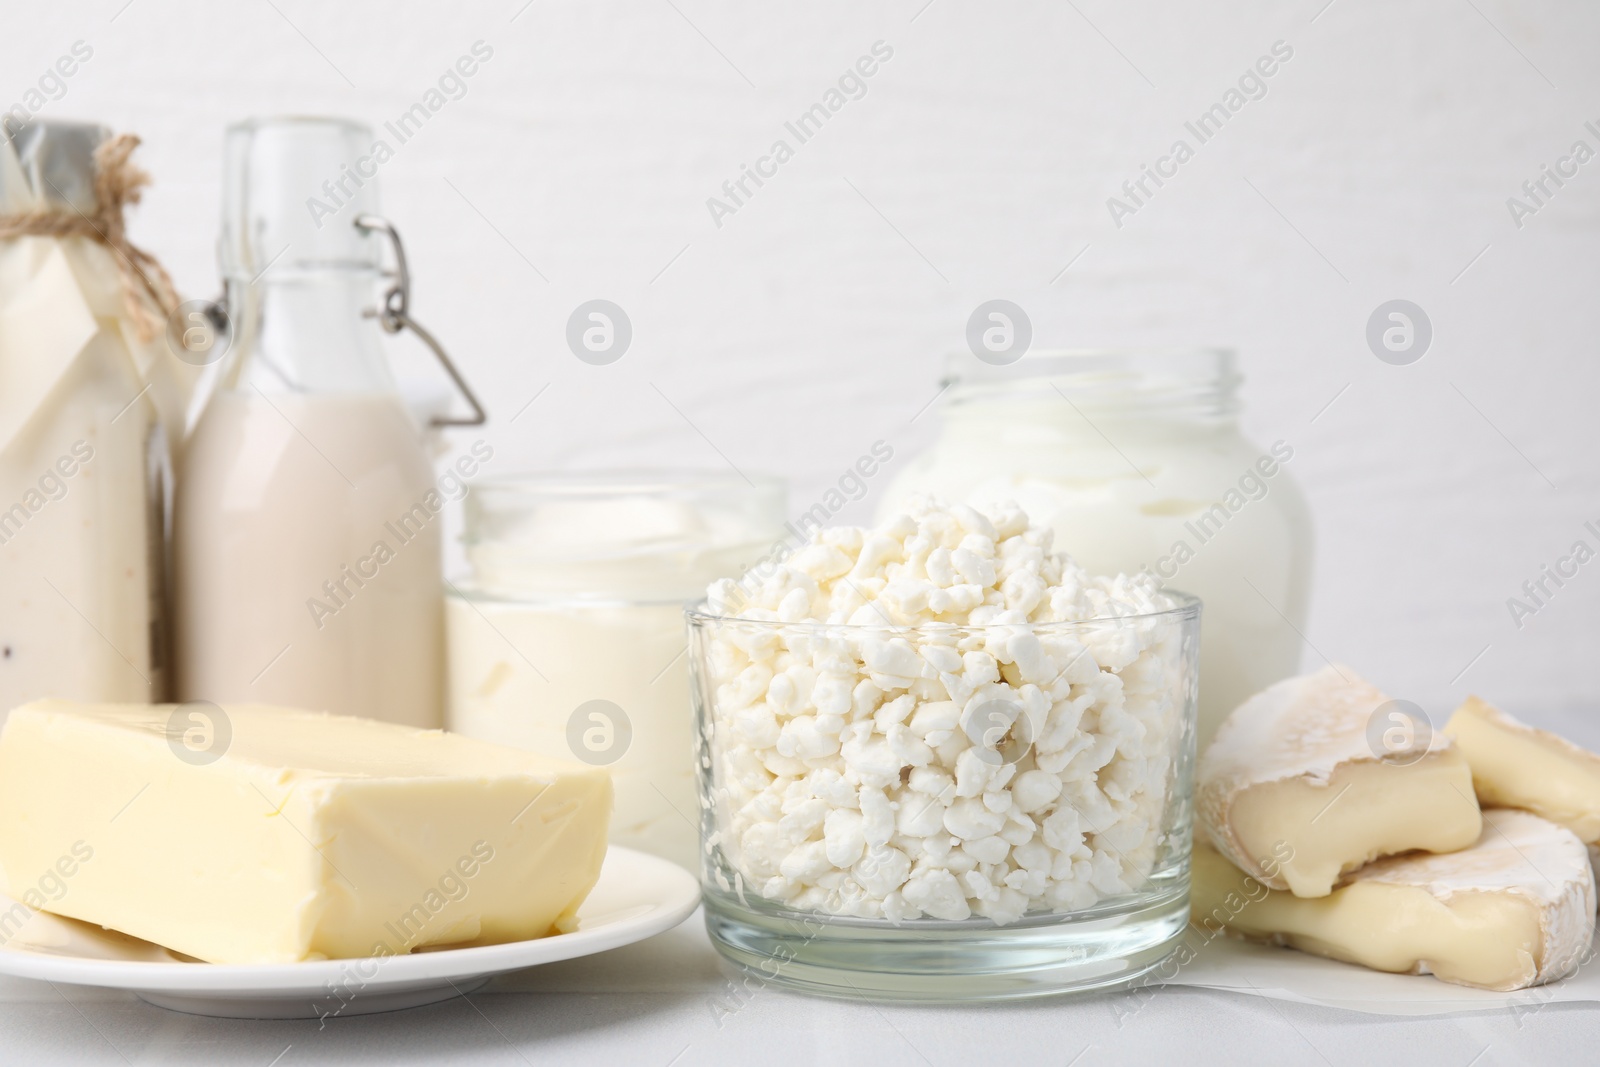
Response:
[880,349,1312,747]
[446,472,784,870]
[689,597,1201,1000]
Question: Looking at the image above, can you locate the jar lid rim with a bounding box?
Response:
[469,468,786,500]
[944,347,1238,385]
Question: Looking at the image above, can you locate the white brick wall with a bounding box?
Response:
[8,0,1597,727]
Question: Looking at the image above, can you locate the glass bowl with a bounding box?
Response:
[686,593,1202,1001]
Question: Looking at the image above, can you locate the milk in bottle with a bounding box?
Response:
[173,118,443,727]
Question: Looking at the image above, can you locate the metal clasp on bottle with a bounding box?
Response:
[355,213,486,428]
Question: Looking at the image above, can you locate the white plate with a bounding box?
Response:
[0,846,699,1019]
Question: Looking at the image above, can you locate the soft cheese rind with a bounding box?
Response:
[0,701,612,964]
[1445,696,1600,844]
[1192,809,1595,991]
[1198,665,1481,896]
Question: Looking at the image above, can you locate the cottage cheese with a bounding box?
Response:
[697,497,1188,924]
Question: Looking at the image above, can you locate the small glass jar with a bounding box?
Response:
[445,472,784,871]
[689,597,1201,1000]
[880,349,1312,747]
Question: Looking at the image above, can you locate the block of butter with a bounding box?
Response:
[1192,809,1595,991]
[0,701,612,965]
[1198,665,1482,897]
[1446,696,1600,844]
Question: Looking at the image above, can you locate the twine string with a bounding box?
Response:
[0,132,179,342]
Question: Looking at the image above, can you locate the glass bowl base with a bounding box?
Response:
[703,884,1189,1003]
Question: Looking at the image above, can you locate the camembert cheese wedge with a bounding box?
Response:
[1192,809,1595,991]
[0,701,612,964]
[1198,665,1481,896]
[1445,696,1600,844]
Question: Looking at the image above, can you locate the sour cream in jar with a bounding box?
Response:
[879,349,1313,748]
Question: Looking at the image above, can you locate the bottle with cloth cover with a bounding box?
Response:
[0,120,196,721]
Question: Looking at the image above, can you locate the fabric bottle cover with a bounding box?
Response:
[0,119,196,456]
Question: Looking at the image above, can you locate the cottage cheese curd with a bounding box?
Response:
[695,497,1194,924]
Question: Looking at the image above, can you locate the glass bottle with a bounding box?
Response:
[173,117,443,727]
[879,349,1313,747]
[0,120,177,716]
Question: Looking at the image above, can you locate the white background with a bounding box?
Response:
[7,0,1598,723]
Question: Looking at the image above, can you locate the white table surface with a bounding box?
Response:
[2,902,1594,1067]
[8,707,1597,1066]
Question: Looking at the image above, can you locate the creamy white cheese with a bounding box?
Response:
[1198,665,1482,897]
[1193,809,1595,991]
[1446,696,1600,844]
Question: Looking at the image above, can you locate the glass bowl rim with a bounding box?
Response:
[685,588,1202,632]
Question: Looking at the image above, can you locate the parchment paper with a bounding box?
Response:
[1159,931,1600,1017]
